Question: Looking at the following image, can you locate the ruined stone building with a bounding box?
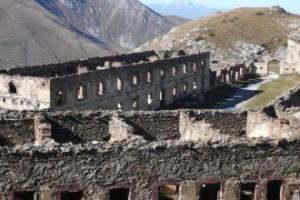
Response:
[0,50,248,112]
[0,50,298,200]
[0,85,299,200]
[281,34,300,74]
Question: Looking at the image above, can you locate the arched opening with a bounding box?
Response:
[8,82,17,94]
[267,60,281,74]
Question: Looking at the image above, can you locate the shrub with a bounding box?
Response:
[255,12,265,16]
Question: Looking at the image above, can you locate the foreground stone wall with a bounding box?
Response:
[0,139,300,200]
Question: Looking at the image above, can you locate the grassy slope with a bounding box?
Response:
[145,7,300,52]
[244,74,300,110]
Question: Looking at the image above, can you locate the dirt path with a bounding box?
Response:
[216,72,279,110]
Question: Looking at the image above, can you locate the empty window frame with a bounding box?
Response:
[200,183,221,200]
[13,191,35,200]
[77,86,85,100]
[267,180,282,200]
[109,188,130,200]
[117,78,123,91]
[132,97,139,110]
[172,67,177,76]
[56,90,64,105]
[147,71,153,83]
[182,64,187,74]
[132,74,139,86]
[60,191,83,200]
[8,81,17,94]
[147,93,153,105]
[193,81,197,90]
[117,103,122,112]
[161,69,166,79]
[193,62,197,72]
[240,183,256,200]
[172,86,177,97]
[158,184,179,200]
[98,81,105,96]
[183,83,188,93]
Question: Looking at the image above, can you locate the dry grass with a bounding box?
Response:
[244,74,300,110]
[146,7,299,52]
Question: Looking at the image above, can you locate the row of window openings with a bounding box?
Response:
[12,188,130,200]
[116,82,198,111]
[64,79,198,103]
[158,180,282,200]
[10,180,281,200]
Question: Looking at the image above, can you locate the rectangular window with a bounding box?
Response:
[172,67,177,76]
[200,183,220,200]
[158,184,179,200]
[98,81,105,96]
[117,78,123,91]
[132,74,138,86]
[14,191,35,200]
[147,72,152,83]
[182,64,187,74]
[109,188,130,200]
[267,180,282,200]
[240,183,256,200]
[60,191,83,200]
[77,86,85,100]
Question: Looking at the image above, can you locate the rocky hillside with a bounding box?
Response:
[0,0,117,69]
[138,6,300,69]
[37,0,182,50]
[0,0,183,69]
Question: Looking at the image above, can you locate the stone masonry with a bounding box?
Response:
[0,50,247,111]
[0,86,299,200]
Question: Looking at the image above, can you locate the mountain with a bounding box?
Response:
[0,0,183,69]
[138,6,300,68]
[36,0,183,50]
[146,0,220,19]
[0,0,116,69]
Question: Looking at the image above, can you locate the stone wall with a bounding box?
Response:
[0,109,248,147]
[281,39,300,74]
[1,51,159,77]
[0,118,35,146]
[49,53,211,111]
[0,139,300,200]
[0,74,50,110]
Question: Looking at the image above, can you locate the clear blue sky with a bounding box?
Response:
[140,0,300,14]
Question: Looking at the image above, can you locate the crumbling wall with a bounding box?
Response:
[46,112,111,143]
[0,74,50,110]
[0,119,35,146]
[49,53,210,111]
[180,110,247,141]
[0,140,300,200]
[3,51,159,77]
